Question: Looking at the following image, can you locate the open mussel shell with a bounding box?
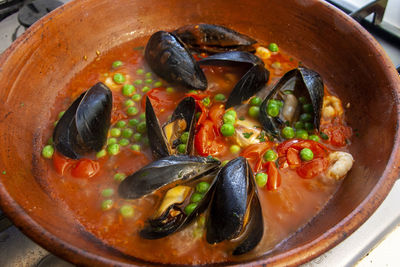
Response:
[199,51,269,108]
[144,31,207,90]
[140,172,218,239]
[173,24,257,53]
[259,67,324,139]
[53,82,112,159]
[206,157,263,255]
[146,96,196,159]
[118,155,220,199]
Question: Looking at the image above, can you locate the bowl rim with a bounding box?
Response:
[0,0,399,266]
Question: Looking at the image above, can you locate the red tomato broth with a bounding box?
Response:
[42,39,351,264]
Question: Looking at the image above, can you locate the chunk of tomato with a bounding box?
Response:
[296,158,329,179]
[194,120,227,156]
[71,159,100,178]
[286,147,301,168]
[265,161,281,191]
[53,152,71,175]
[240,142,272,172]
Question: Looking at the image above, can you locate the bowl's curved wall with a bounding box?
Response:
[0,0,399,266]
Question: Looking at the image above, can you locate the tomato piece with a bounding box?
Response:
[196,100,208,127]
[276,139,301,156]
[194,120,227,156]
[145,87,185,114]
[208,104,225,133]
[53,152,71,175]
[240,142,272,172]
[296,158,329,179]
[278,139,328,159]
[71,159,100,178]
[287,147,301,168]
[265,161,281,191]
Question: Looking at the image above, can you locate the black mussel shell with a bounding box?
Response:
[145,31,207,90]
[259,67,324,139]
[53,82,112,159]
[206,157,263,254]
[146,96,196,159]
[118,155,220,199]
[173,24,257,53]
[199,51,269,108]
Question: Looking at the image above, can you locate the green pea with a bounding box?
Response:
[230,145,241,154]
[303,103,314,113]
[267,102,280,117]
[130,144,141,152]
[300,148,314,161]
[120,205,134,217]
[113,73,125,84]
[132,94,141,102]
[107,137,117,145]
[142,137,150,146]
[145,78,153,84]
[294,121,305,130]
[124,99,135,107]
[134,79,143,85]
[180,132,189,144]
[129,119,139,127]
[214,94,226,101]
[58,110,65,119]
[304,122,314,131]
[145,72,152,78]
[112,60,123,68]
[114,173,126,182]
[122,84,135,96]
[263,149,277,162]
[220,123,235,137]
[107,143,120,155]
[184,203,197,215]
[96,149,107,158]
[202,97,211,107]
[248,106,260,118]
[101,199,113,211]
[296,129,309,139]
[298,96,308,104]
[190,193,203,203]
[188,90,198,94]
[255,173,268,188]
[177,144,186,154]
[101,188,114,197]
[139,113,146,121]
[153,81,162,87]
[300,113,313,122]
[166,87,174,93]
[268,43,279,52]
[122,128,133,138]
[282,126,295,139]
[309,135,320,142]
[133,133,142,142]
[320,132,329,140]
[196,182,210,193]
[136,121,147,133]
[110,128,121,137]
[127,106,139,116]
[141,86,150,93]
[41,145,54,159]
[250,96,262,106]
[223,114,236,125]
[119,138,130,146]
[225,110,237,119]
[136,69,144,75]
[116,121,127,128]
[221,160,229,167]
[53,120,58,127]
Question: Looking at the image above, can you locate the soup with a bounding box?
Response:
[41,25,353,264]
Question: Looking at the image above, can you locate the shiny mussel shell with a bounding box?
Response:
[53,82,112,159]
[144,31,207,90]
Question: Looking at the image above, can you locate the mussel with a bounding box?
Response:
[206,157,263,255]
[146,96,196,159]
[118,155,220,199]
[259,67,324,139]
[53,82,112,159]
[199,51,269,108]
[173,24,257,53]
[144,31,207,90]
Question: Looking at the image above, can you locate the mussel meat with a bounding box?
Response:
[146,96,196,159]
[259,67,324,139]
[118,155,220,199]
[206,157,263,255]
[199,51,269,108]
[144,31,207,90]
[173,23,257,53]
[53,82,112,159]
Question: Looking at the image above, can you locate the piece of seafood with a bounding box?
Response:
[199,51,269,108]
[144,31,207,90]
[259,67,324,139]
[146,96,196,159]
[53,82,112,159]
[173,23,257,53]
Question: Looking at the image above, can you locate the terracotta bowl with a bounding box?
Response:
[0,0,399,265]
